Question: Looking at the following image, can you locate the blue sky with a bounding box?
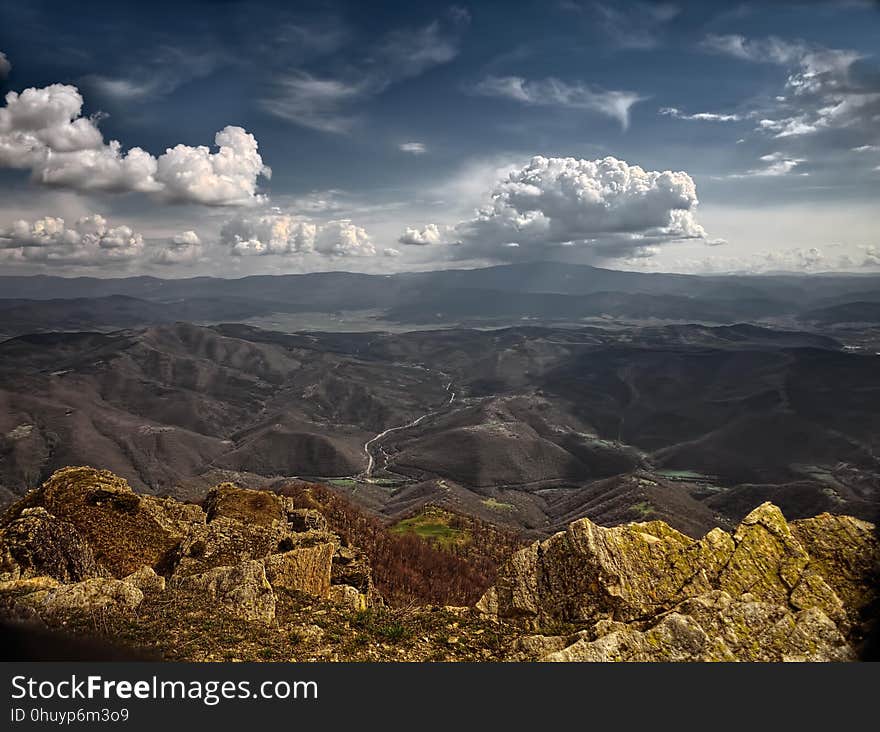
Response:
[0,0,878,276]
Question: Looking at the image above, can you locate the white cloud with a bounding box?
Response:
[83,47,222,103]
[262,11,469,133]
[728,152,806,178]
[383,247,401,257]
[471,75,644,130]
[0,84,271,205]
[633,246,860,275]
[0,51,10,80]
[398,223,451,246]
[402,155,712,262]
[852,144,880,152]
[659,106,741,122]
[0,214,143,264]
[701,34,880,154]
[588,2,681,50]
[261,73,363,133]
[155,126,272,206]
[221,211,376,257]
[152,230,203,265]
[399,141,427,154]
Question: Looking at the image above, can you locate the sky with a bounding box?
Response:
[0,0,878,278]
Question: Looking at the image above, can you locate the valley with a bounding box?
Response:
[2,287,877,539]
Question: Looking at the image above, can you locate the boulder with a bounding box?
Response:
[479,502,876,633]
[328,584,369,612]
[286,508,329,533]
[123,566,166,594]
[35,578,144,619]
[263,542,335,598]
[0,507,102,582]
[790,513,880,621]
[203,483,286,527]
[170,559,276,623]
[541,592,855,662]
[2,467,203,577]
[173,516,292,577]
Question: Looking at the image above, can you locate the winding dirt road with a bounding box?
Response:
[361,380,456,478]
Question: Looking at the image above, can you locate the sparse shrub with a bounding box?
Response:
[276,482,524,607]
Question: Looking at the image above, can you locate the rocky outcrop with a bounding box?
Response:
[0,468,381,627]
[1,467,204,577]
[481,502,878,661]
[1,469,874,662]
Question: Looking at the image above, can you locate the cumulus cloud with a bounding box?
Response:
[659,106,741,122]
[398,223,451,246]
[399,142,427,154]
[221,211,376,257]
[0,214,143,264]
[0,52,10,80]
[152,230,203,265]
[863,245,880,266]
[471,76,644,130]
[401,155,713,262]
[0,84,271,205]
[263,10,469,132]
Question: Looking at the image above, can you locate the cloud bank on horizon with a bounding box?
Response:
[0,0,877,276]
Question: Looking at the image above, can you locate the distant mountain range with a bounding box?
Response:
[2,262,880,338]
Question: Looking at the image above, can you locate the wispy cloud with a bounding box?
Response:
[399,142,427,154]
[262,9,470,133]
[82,47,223,102]
[471,75,645,130]
[701,32,880,175]
[659,106,741,122]
[563,1,680,50]
[0,50,11,79]
[728,152,807,178]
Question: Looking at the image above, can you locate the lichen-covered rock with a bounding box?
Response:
[480,502,876,660]
[264,543,335,598]
[790,513,880,621]
[33,578,144,619]
[480,502,875,633]
[173,516,292,577]
[544,612,725,662]
[2,467,203,577]
[542,592,854,662]
[331,544,381,606]
[716,503,810,603]
[123,566,166,594]
[170,559,275,623]
[286,508,329,533]
[483,515,731,625]
[0,507,102,582]
[328,584,369,612]
[203,483,285,527]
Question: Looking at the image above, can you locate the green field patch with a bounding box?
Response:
[630,501,655,518]
[327,478,358,488]
[391,508,469,548]
[481,498,516,511]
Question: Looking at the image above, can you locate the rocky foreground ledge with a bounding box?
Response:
[1,467,877,662]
